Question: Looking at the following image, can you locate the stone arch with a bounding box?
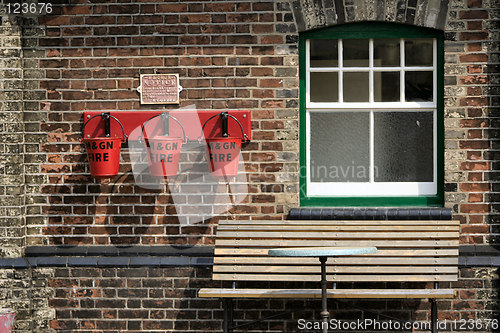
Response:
[290,0,450,32]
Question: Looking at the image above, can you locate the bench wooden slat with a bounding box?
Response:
[198,288,456,299]
[212,274,458,282]
[216,231,459,239]
[214,257,458,265]
[218,220,459,226]
[215,239,459,247]
[214,248,459,256]
[213,265,458,274]
[217,225,459,231]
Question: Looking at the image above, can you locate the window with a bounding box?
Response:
[299,23,444,207]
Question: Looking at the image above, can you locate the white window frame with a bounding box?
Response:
[305,38,438,197]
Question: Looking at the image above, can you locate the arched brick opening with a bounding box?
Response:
[290,0,450,32]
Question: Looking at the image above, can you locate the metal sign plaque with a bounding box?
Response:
[137,74,182,104]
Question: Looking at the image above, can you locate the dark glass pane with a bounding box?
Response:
[343,72,369,102]
[343,39,369,67]
[310,72,339,102]
[405,39,433,66]
[310,112,370,182]
[374,112,433,182]
[310,39,339,67]
[374,39,400,67]
[405,71,433,102]
[374,72,400,102]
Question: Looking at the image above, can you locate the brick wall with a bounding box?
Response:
[0,0,499,332]
[0,14,25,257]
[443,0,500,245]
[0,263,498,332]
[20,0,299,247]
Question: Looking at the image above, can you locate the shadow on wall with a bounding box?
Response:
[43,139,243,246]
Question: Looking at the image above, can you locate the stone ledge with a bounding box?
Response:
[25,245,214,257]
[1,254,499,268]
[0,255,498,268]
[0,256,214,268]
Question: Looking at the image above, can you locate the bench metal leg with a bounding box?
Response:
[223,298,234,333]
[319,256,329,333]
[430,299,437,333]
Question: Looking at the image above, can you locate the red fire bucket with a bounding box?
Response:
[81,114,127,179]
[83,137,123,178]
[200,112,249,178]
[0,309,15,333]
[206,137,242,177]
[146,137,184,177]
[141,113,187,178]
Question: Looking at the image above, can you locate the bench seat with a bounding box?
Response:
[198,288,456,299]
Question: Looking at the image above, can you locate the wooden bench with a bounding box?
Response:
[199,219,460,332]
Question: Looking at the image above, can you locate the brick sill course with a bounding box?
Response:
[289,207,453,220]
[0,245,497,268]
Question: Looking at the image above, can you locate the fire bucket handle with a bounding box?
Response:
[198,112,249,142]
[138,112,188,145]
[81,113,128,143]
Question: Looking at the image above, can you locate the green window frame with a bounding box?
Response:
[299,22,445,207]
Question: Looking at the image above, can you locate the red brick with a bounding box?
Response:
[459,53,488,63]
[467,86,482,95]
[459,97,488,106]
[459,31,488,40]
[468,0,482,7]
[459,10,488,19]
[459,183,490,192]
[466,151,482,160]
[468,193,484,203]
[39,15,71,26]
[459,119,488,128]
[261,57,283,65]
[261,35,284,44]
[459,75,489,85]
[459,204,490,213]
[62,27,92,36]
[62,5,92,15]
[156,3,188,12]
[467,21,483,30]
[85,16,116,25]
[260,79,283,88]
[459,140,490,149]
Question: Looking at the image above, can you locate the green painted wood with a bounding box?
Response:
[298,22,445,207]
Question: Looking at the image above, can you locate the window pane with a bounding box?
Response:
[343,39,369,67]
[374,72,400,102]
[310,39,339,67]
[310,72,339,102]
[310,112,370,182]
[344,72,369,102]
[405,71,433,102]
[374,112,433,182]
[374,39,400,67]
[405,39,433,66]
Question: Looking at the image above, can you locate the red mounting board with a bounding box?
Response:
[82,110,251,142]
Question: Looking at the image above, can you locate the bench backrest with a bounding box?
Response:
[213,220,460,283]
